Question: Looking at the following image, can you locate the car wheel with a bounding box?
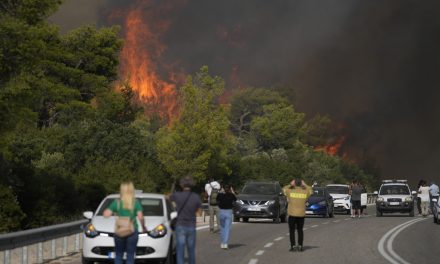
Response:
[346,209,351,215]
[376,209,382,217]
[281,214,287,223]
[273,210,281,223]
[434,215,437,224]
[161,241,175,264]
[81,257,94,264]
[243,217,249,222]
[409,209,414,217]
[437,215,440,225]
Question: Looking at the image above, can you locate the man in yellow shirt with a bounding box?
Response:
[283,178,312,252]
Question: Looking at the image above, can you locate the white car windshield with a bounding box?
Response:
[326,186,349,194]
[379,185,410,195]
[96,198,164,216]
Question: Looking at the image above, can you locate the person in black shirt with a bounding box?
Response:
[216,184,237,249]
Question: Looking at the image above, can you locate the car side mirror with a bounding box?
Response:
[373,191,378,195]
[432,199,438,203]
[411,191,417,195]
[170,211,178,220]
[83,211,93,220]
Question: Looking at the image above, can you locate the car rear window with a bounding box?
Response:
[326,186,349,194]
[379,185,410,195]
[96,198,164,216]
[242,183,277,195]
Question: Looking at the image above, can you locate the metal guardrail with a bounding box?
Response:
[0,219,88,264]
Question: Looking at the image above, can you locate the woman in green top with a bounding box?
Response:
[103,182,146,264]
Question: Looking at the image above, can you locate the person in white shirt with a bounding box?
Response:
[418,181,430,217]
[205,178,221,233]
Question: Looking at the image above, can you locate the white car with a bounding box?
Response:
[326,184,351,215]
[433,197,440,224]
[374,180,416,217]
[82,193,176,264]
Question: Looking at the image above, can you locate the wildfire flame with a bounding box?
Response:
[119,0,180,120]
[315,136,346,156]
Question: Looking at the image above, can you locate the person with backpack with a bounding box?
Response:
[103,182,147,264]
[216,184,237,249]
[205,178,221,233]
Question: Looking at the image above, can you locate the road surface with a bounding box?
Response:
[52,207,438,264]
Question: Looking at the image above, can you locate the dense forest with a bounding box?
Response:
[0,0,378,233]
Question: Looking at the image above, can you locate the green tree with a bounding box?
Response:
[251,103,306,150]
[156,67,231,189]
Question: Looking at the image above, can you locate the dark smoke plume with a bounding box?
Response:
[51,0,440,187]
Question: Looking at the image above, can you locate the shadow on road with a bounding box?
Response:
[227,243,246,249]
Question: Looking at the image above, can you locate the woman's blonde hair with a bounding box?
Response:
[120,181,135,210]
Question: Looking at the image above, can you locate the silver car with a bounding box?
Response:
[82,193,176,263]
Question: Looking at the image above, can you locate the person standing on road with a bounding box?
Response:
[283,178,312,252]
[418,181,430,217]
[350,181,363,218]
[416,179,424,215]
[171,176,202,264]
[103,182,147,264]
[216,184,237,249]
[429,181,439,213]
[205,178,221,233]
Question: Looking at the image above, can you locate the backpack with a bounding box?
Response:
[209,185,219,206]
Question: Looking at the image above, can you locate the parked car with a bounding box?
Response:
[305,187,334,218]
[433,197,440,224]
[374,180,416,217]
[82,192,176,264]
[326,184,351,215]
[233,181,287,223]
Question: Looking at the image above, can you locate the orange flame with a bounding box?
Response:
[315,136,346,156]
[119,0,181,120]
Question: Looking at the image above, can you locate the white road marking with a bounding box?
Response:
[378,218,427,264]
[196,222,239,231]
[249,259,258,264]
[333,220,340,223]
[322,222,329,224]
[256,250,265,256]
[274,236,284,241]
[311,225,318,228]
[344,218,351,221]
[264,242,274,248]
[303,228,308,230]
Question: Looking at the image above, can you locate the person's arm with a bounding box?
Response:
[103,200,117,217]
[135,201,147,232]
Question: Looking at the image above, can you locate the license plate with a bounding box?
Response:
[248,207,261,211]
[306,211,313,214]
[389,202,400,205]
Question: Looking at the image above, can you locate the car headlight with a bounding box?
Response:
[148,224,167,238]
[265,200,276,205]
[84,223,99,238]
[405,197,413,202]
[377,197,384,202]
[318,200,327,206]
[236,200,244,205]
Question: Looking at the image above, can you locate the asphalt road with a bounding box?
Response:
[54,207,438,264]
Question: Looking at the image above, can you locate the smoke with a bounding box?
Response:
[51,0,440,186]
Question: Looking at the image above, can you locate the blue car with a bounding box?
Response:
[305,187,334,218]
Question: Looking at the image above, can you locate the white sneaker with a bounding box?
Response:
[221,243,225,249]
[224,244,229,249]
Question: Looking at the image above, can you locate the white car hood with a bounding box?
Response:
[92,216,167,233]
[379,195,411,201]
[330,194,350,200]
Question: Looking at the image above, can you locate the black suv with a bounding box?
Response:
[233,181,287,223]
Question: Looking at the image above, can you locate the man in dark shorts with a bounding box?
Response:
[350,181,362,218]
